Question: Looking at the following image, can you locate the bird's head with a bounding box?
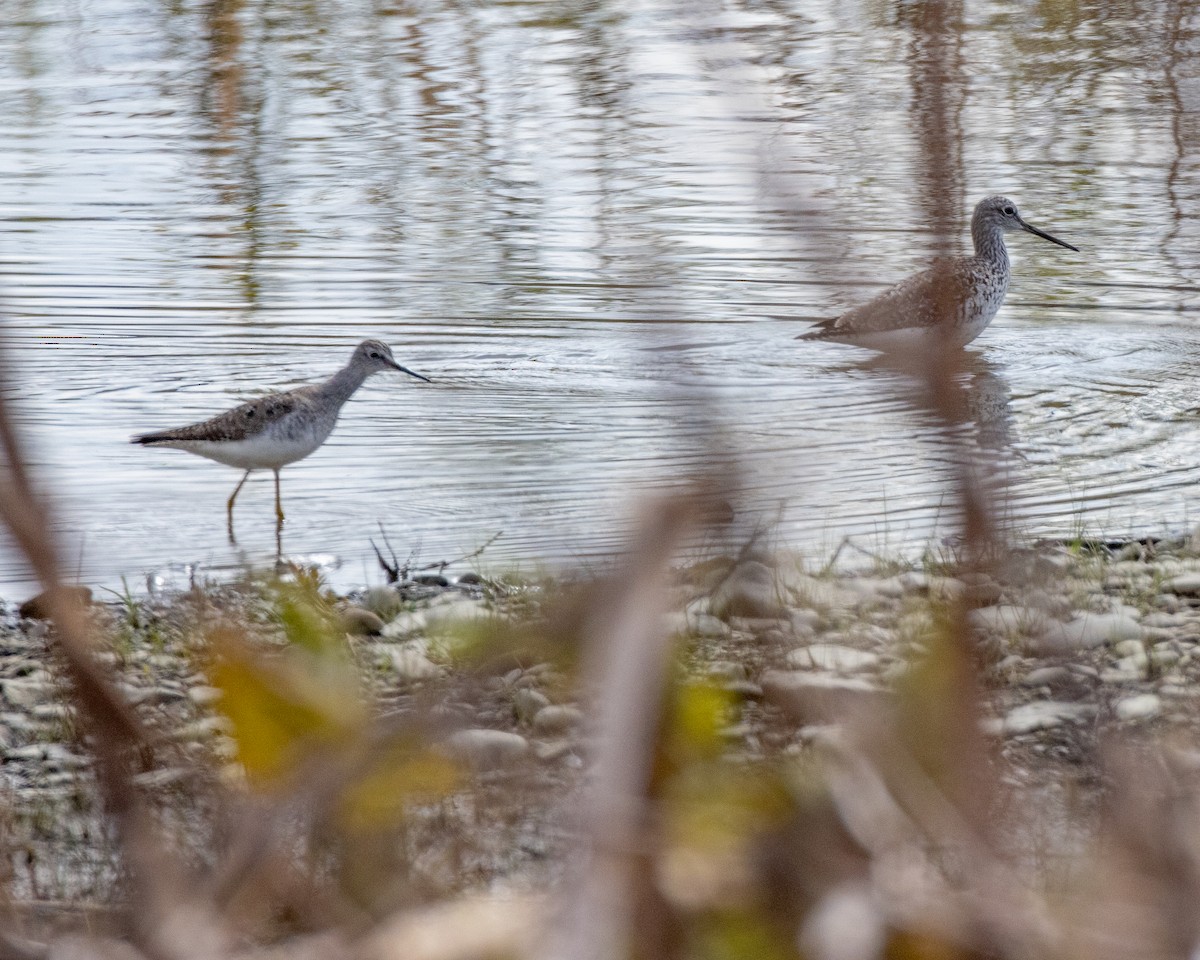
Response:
[353,339,432,382]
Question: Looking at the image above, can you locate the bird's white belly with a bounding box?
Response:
[181,431,329,470]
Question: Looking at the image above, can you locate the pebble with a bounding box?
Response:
[445,729,530,770]
[380,610,428,639]
[786,644,880,674]
[512,688,551,724]
[1020,666,1073,688]
[1116,694,1161,722]
[172,717,232,741]
[2,678,58,709]
[710,561,787,620]
[425,598,493,629]
[362,585,404,619]
[761,671,887,724]
[188,686,223,707]
[1036,613,1143,653]
[132,767,191,790]
[968,605,1047,636]
[18,586,92,620]
[534,705,584,735]
[390,644,441,681]
[663,610,730,639]
[341,606,385,636]
[782,574,861,614]
[1166,573,1200,596]
[989,701,1096,736]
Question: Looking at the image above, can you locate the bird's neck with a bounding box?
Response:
[972,222,1010,266]
[317,363,370,405]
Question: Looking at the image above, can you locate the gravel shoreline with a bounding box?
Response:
[5,533,1200,919]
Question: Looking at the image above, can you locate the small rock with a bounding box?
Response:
[1,678,57,709]
[341,606,385,636]
[19,586,92,620]
[1036,613,1143,654]
[1166,573,1200,596]
[787,644,880,674]
[968,605,1047,636]
[535,739,577,762]
[173,716,232,741]
[363,585,404,619]
[664,611,731,639]
[445,729,530,770]
[761,671,888,724]
[390,644,441,681]
[1112,638,1145,659]
[1116,693,1161,722]
[729,616,791,635]
[706,661,749,682]
[132,767,191,790]
[711,562,787,620]
[782,573,860,613]
[723,680,763,699]
[188,686,223,707]
[380,610,427,639]
[456,571,485,586]
[993,701,1096,735]
[533,705,584,735]
[413,573,451,588]
[426,598,493,629]
[512,688,551,723]
[1020,666,1073,688]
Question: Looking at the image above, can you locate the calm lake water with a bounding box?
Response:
[0,0,1197,595]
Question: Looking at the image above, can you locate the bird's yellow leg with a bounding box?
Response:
[227,470,251,544]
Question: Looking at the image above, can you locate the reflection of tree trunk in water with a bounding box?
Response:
[902,0,967,253]
[206,0,245,140]
[896,0,997,832]
[1163,1,1200,285]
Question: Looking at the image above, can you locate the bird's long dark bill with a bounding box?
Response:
[1018,217,1079,252]
[389,360,432,383]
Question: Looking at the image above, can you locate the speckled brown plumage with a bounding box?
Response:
[132,339,431,541]
[798,196,1077,350]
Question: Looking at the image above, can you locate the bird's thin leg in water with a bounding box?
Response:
[227,469,251,544]
[273,469,284,559]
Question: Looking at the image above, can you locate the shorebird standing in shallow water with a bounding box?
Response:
[797,196,1078,350]
[132,339,430,543]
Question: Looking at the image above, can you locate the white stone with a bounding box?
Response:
[390,644,441,681]
[711,561,786,620]
[997,701,1096,735]
[426,598,492,628]
[445,729,530,770]
[513,688,551,723]
[380,610,427,639]
[663,610,730,639]
[1,679,56,709]
[1037,613,1142,653]
[1116,694,1161,722]
[533,705,584,735]
[188,685,223,707]
[1021,666,1072,687]
[968,605,1047,635]
[787,644,880,674]
[761,671,887,723]
[1166,573,1200,596]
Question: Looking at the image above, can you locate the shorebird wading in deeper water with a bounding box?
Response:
[132,339,430,543]
[797,196,1078,350]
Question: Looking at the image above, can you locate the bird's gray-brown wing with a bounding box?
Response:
[798,259,976,340]
[132,390,305,445]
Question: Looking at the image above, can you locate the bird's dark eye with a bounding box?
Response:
[369,352,380,359]
[1002,205,1016,216]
